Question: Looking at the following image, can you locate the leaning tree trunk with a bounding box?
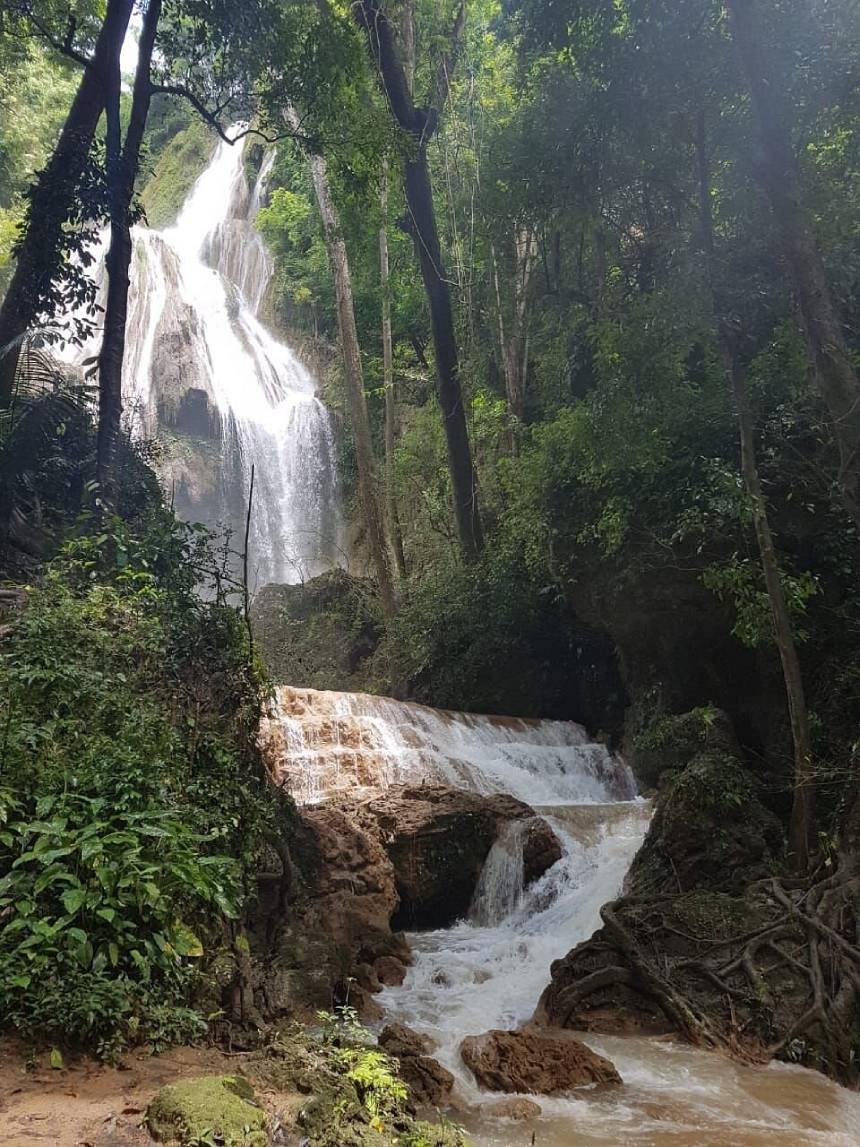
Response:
[97,0,160,505]
[0,0,134,407]
[354,0,483,562]
[286,109,396,618]
[697,109,814,870]
[726,0,860,532]
[379,163,407,578]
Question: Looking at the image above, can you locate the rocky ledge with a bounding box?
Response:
[460,1028,622,1094]
[243,784,563,1026]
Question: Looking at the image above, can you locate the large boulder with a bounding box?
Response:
[626,750,784,896]
[251,570,381,690]
[379,1023,455,1107]
[298,803,398,951]
[631,706,740,790]
[146,1076,267,1146]
[460,1029,621,1094]
[363,785,563,927]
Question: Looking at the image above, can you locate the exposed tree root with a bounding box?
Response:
[546,872,860,1082]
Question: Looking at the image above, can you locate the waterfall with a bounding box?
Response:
[58,133,342,590]
[469,819,527,927]
[262,685,860,1144]
[260,685,638,806]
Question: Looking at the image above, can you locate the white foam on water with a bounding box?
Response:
[57,130,342,588]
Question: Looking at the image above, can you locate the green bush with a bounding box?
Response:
[0,515,280,1056]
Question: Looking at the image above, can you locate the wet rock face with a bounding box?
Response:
[378,1023,454,1107]
[298,803,398,951]
[460,1029,622,1094]
[481,1097,542,1120]
[363,785,562,929]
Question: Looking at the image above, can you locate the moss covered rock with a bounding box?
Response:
[629,750,783,894]
[632,706,739,789]
[140,119,216,228]
[146,1075,268,1146]
[251,570,382,691]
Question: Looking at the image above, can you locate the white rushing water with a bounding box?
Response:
[261,686,638,806]
[265,687,860,1145]
[58,132,342,589]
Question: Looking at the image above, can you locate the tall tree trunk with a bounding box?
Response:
[727,347,814,870]
[97,0,160,505]
[504,225,536,422]
[0,0,134,407]
[726,0,860,531]
[697,109,814,870]
[380,162,407,578]
[286,110,396,618]
[354,0,483,562]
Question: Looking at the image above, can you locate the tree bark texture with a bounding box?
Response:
[380,163,407,578]
[97,0,160,504]
[0,0,135,407]
[353,0,483,561]
[698,108,814,870]
[286,109,396,617]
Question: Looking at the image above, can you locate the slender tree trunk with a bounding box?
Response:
[354,0,483,562]
[697,109,814,870]
[728,348,814,869]
[504,225,536,421]
[97,0,160,505]
[726,0,860,531]
[286,110,396,617]
[0,0,134,407]
[380,162,407,578]
[593,224,607,319]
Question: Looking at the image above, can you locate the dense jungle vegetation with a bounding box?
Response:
[2,0,860,1089]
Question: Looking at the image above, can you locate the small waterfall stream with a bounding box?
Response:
[58,132,342,588]
[269,687,860,1145]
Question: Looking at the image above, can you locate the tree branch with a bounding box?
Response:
[150,84,313,147]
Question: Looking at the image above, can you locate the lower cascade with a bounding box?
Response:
[266,686,860,1145]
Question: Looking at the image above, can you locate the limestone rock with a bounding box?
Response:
[298,802,398,950]
[364,785,562,927]
[379,1024,454,1107]
[146,1075,267,1146]
[459,1029,621,1094]
[378,1022,434,1058]
[374,954,407,986]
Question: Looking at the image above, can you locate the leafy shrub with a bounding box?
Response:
[0,515,282,1055]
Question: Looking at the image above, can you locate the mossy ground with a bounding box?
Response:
[146,1075,268,1146]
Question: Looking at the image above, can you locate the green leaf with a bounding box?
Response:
[170,923,204,958]
[61,887,87,915]
[49,1048,64,1070]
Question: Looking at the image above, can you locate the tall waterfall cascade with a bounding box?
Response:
[59,134,342,589]
[265,685,860,1145]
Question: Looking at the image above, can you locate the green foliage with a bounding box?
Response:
[0,516,282,1056]
[702,557,820,648]
[0,41,78,289]
[140,115,215,229]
